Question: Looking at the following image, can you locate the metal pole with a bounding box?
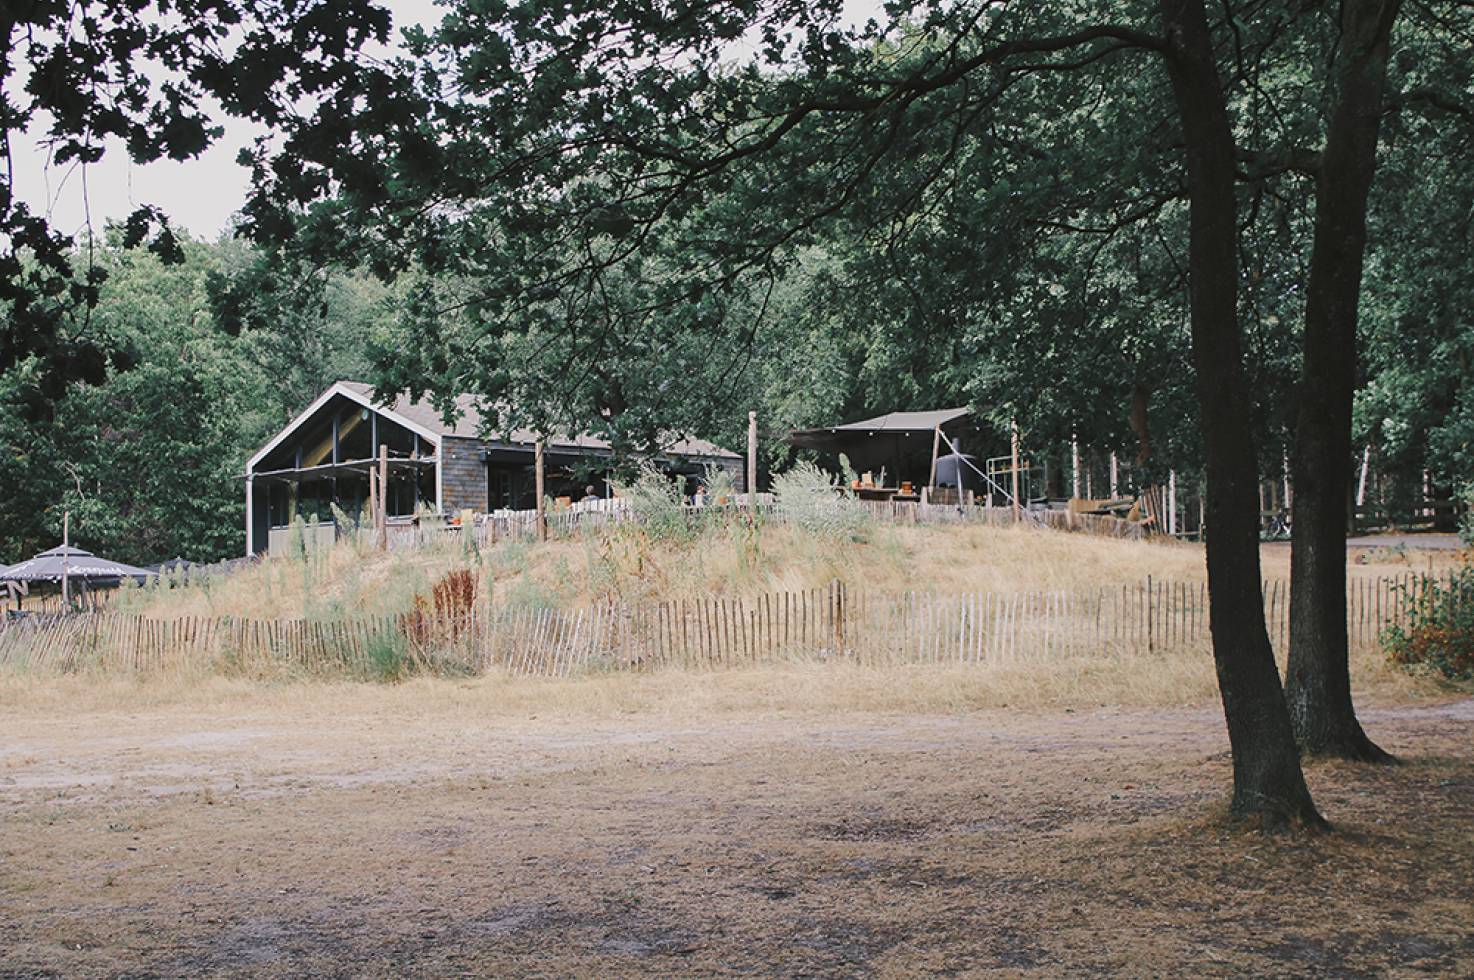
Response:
[61,510,70,607]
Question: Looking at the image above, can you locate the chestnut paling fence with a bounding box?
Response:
[0,573,1449,678]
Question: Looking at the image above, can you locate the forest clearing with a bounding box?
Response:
[3,522,1471,975]
[2,673,1471,976]
[6,0,1474,974]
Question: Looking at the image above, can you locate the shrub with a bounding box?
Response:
[1383,568,1474,680]
[615,463,690,542]
[362,629,410,682]
[773,461,868,538]
[701,462,737,504]
[400,568,479,647]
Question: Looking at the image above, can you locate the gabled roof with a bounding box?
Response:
[248,381,739,472]
[337,382,739,460]
[246,381,443,472]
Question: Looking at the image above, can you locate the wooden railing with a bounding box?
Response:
[350,498,1147,551]
[0,573,1447,678]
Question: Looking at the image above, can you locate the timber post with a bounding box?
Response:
[928,425,942,490]
[377,444,388,551]
[747,410,758,508]
[534,438,547,542]
[367,463,377,546]
[1010,420,1022,523]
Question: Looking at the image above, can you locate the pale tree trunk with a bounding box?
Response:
[1158,0,1326,830]
[1286,0,1402,762]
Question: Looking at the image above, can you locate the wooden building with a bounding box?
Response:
[244,381,741,555]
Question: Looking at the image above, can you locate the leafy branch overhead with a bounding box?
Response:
[0,0,390,403]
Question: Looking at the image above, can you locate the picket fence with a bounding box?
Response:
[0,573,1447,678]
[361,498,1146,552]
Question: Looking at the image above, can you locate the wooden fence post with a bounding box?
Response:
[1010,420,1022,522]
[534,438,547,542]
[377,443,389,551]
[747,410,758,507]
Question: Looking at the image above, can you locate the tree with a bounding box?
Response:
[1355,8,1474,505]
[244,0,1341,827]
[1,0,390,406]
[1285,0,1403,762]
[0,232,381,566]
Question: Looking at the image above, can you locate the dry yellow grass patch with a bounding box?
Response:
[122,519,1453,624]
[123,521,1220,621]
[3,635,1457,722]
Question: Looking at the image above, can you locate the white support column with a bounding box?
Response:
[1109,452,1119,498]
[245,472,254,556]
[1283,449,1293,513]
[434,437,444,513]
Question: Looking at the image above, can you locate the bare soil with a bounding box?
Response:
[2,691,1472,977]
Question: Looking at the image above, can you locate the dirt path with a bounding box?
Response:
[3,696,1472,977]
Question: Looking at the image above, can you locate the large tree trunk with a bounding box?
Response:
[1157,0,1326,830]
[1286,0,1402,762]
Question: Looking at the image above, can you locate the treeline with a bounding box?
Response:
[0,233,389,566]
[3,4,1470,565]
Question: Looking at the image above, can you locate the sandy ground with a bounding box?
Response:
[2,689,1472,977]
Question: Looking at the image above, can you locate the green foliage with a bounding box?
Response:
[1383,569,1474,681]
[614,464,691,542]
[773,462,868,539]
[1,0,390,402]
[0,233,377,567]
[700,463,737,504]
[360,628,410,683]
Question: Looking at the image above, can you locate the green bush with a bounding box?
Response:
[615,463,691,542]
[1383,567,1474,680]
[773,461,869,539]
[361,628,410,682]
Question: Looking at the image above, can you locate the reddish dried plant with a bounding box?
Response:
[400,569,479,648]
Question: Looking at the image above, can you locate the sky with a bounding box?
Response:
[10,0,887,242]
[9,0,445,242]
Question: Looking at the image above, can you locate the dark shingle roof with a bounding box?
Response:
[340,382,739,459]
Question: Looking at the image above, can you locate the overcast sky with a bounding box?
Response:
[12,0,885,243]
[10,0,444,242]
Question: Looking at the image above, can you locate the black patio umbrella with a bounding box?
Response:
[0,545,155,586]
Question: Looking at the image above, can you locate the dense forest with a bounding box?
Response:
[1,195,1466,568]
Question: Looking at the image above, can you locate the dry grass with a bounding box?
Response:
[2,686,1471,976]
[3,634,1459,722]
[116,519,1459,623]
[120,521,1221,621]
